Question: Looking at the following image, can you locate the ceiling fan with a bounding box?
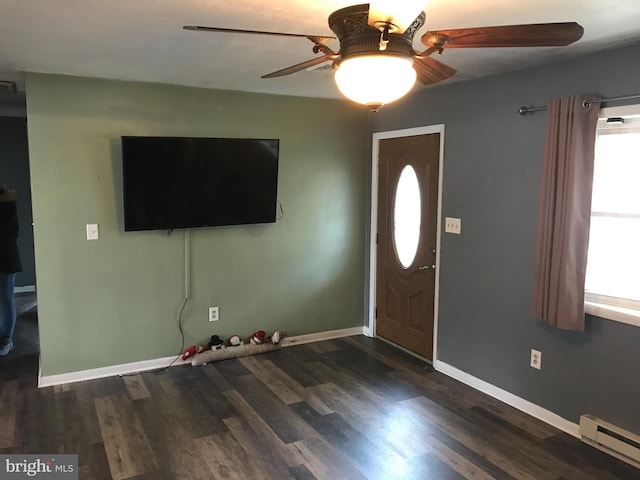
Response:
[184,2,583,111]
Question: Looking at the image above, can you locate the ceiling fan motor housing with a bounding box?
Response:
[329,3,424,62]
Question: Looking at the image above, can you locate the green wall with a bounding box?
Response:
[26,74,369,376]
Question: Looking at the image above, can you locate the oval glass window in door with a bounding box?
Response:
[393,165,421,268]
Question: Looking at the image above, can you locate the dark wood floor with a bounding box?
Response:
[1,328,639,479]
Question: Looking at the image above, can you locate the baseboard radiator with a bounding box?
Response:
[579,414,640,468]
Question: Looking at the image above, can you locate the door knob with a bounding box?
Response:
[419,264,436,271]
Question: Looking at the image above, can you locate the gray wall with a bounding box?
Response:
[0,116,35,287]
[371,43,640,433]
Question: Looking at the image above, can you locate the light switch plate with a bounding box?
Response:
[445,217,461,234]
[86,224,99,240]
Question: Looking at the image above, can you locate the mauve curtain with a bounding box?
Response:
[532,95,600,331]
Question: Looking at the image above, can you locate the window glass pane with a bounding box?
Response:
[393,165,421,268]
[586,217,640,301]
[592,133,640,214]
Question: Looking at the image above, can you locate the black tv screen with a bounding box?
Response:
[121,136,279,231]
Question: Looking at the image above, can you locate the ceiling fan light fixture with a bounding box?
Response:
[334,54,417,111]
[368,0,428,33]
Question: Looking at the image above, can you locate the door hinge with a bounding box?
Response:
[376,233,379,244]
[375,308,378,319]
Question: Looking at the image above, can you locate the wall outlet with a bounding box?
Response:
[445,217,461,234]
[209,306,219,322]
[530,349,542,369]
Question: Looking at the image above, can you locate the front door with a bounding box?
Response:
[375,132,440,360]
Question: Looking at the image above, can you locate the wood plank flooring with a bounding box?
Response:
[1,335,639,479]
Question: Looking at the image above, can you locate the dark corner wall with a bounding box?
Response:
[0,115,35,287]
[370,42,640,434]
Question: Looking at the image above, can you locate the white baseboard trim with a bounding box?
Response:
[39,326,366,388]
[14,285,36,293]
[38,355,191,388]
[434,360,580,438]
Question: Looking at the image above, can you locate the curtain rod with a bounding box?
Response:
[518,93,640,115]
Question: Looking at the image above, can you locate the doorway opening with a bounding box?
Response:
[1,113,38,362]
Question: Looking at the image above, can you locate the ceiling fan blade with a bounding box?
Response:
[183,25,335,44]
[422,22,583,48]
[261,56,333,79]
[413,57,457,85]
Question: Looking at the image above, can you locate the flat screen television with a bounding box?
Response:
[121,136,279,231]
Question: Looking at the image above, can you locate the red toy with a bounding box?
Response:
[181,344,203,360]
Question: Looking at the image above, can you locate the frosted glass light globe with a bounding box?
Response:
[334,55,417,110]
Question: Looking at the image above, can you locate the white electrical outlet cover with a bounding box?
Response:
[530,349,542,369]
[86,224,99,240]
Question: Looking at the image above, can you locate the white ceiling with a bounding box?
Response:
[1,0,640,101]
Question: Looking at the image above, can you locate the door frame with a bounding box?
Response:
[368,124,445,362]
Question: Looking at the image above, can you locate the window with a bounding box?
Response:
[585,104,640,326]
[393,165,421,268]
